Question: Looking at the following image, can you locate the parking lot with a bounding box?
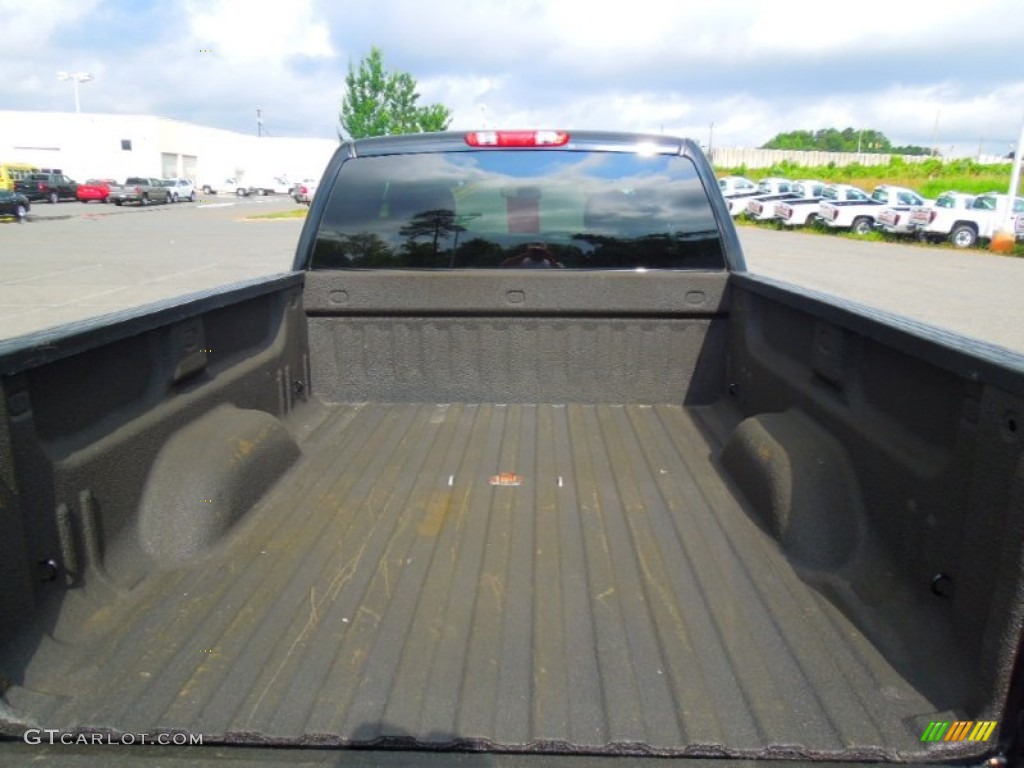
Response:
[0,195,301,337]
[2,195,1024,354]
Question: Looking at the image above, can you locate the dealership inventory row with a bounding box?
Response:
[722,176,1024,248]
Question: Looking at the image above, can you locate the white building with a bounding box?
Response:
[0,110,338,188]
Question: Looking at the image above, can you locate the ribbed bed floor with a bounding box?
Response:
[10,402,937,756]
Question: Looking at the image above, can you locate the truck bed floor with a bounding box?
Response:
[10,403,938,756]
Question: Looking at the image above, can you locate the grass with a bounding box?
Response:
[716,157,1016,198]
[245,208,307,220]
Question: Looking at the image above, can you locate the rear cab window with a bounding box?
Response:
[311,147,725,270]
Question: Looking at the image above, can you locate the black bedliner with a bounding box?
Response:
[5,401,941,758]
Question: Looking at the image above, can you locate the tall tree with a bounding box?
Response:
[339,47,452,140]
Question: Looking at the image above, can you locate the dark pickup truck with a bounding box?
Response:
[1,130,1022,767]
[13,173,78,204]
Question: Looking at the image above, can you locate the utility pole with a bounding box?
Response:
[256,108,263,138]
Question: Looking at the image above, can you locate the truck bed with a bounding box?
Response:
[7,400,938,757]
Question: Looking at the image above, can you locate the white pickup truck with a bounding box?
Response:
[819,185,925,235]
[745,179,825,221]
[912,191,1024,248]
[876,196,939,236]
[905,191,975,241]
[776,184,867,227]
[876,207,921,236]
[247,176,293,196]
[717,175,759,216]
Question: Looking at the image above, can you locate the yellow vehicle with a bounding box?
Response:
[0,162,39,191]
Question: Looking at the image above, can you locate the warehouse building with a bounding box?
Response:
[0,110,338,189]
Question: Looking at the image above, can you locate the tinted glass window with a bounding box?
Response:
[311,150,724,270]
[822,187,838,200]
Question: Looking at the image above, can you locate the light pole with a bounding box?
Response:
[56,71,93,113]
[990,115,1024,254]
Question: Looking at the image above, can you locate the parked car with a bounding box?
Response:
[913,191,1024,248]
[198,178,249,196]
[247,176,292,196]
[76,178,118,204]
[817,185,924,235]
[291,178,318,205]
[226,177,251,196]
[867,187,934,236]
[0,189,30,222]
[744,179,825,221]
[161,178,196,203]
[109,177,173,206]
[717,175,759,216]
[13,172,78,203]
[906,191,975,239]
[876,206,921,236]
[776,184,868,227]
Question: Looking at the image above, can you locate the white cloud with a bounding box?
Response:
[0,0,102,54]
[0,0,1021,157]
[186,0,335,63]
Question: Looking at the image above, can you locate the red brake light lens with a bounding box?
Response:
[465,130,570,148]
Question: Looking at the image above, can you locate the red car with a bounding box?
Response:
[76,178,117,204]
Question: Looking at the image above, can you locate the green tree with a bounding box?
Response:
[761,127,925,154]
[339,47,452,140]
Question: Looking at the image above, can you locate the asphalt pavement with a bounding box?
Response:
[738,225,1024,352]
[0,195,301,338]
[1,199,1023,353]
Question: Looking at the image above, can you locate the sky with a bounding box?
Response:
[2,0,1023,158]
